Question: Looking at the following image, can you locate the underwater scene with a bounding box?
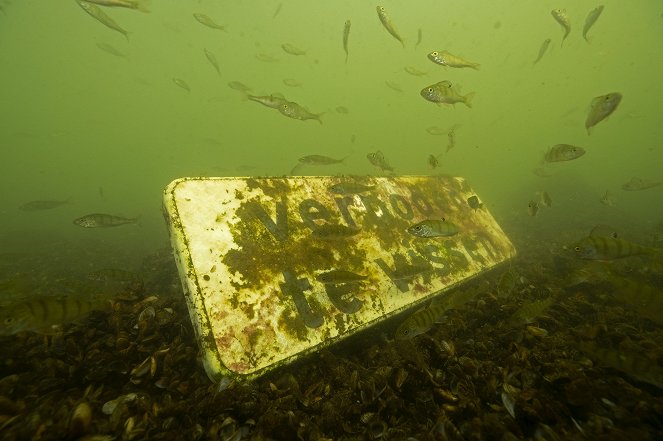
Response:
[1,0,663,439]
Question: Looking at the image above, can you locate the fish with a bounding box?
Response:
[204,48,221,75]
[497,269,517,298]
[328,182,375,195]
[509,296,555,326]
[96,42,126,58]
[426,126,446,136]
[583,5,605,42]
[255,53,280,63]
[585,92,622,133]
[76,0,129,40]
[298,155,345,165]
[316,270,367,284]
[247,94,287,109]
[376,6,405,47]
[533,38,552,65]
[573,227,655,260]
[395,300,448,339]
[82,0,149,12]
[527,200,539,217]
[278,101,323,124]
[407,219,459,238]
[283,78,302,87]
[447,124,460,151]
[551,9,571,46]
[88,268,139,283]
[599,190,615,206]
[391,264,434,281]
[420,81,475,108]
[173,78,190,92]
[427,154,440,169]
[228,81,252,93]
[467,195,483,210]
[621,177,662,191]
[335,106,349,114]
[19,199,69,211]
[415,28,422,48]
[366,150,394,172]
[404,66,427,76]
[272,3,282,18]
[385,81,403,93]
[544,144,585,162]
[73,213,138,228]
[247,93,287,109]
[0,294,110,335]
[342,20,351,63]
[193,13,225,30]
[427,50,480,70]
[579,342,663,389]
[311,224,361,240]
[281,43,306,56]
[538,191,552,208]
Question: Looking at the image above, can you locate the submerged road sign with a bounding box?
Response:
[163,175,515,381]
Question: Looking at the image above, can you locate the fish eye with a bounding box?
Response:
[427,88,433,92]
[4,317,13,324]
[431,51,438,56]
[574,246,581,251]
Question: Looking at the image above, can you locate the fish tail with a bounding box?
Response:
[471,63,480,70]
[315,113,325,125]
[134,0,150,13]
[463,92,475,109]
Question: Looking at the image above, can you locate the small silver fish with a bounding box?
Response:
[247,94,287,109]
[621,177,662,191]
[415,28,422,48]
[551,9,571,46]
[404,66,427,76]
[376,5,405,47]
[173,78,190,92]
[298,155,345,165]
[544,144,585,162]
[583,5,605,42]
[96,42,126,58]
[204,48,221,75]
[328,182,375,195]
[343,19,351,63]
[281,43,306,56]
[279,101,323,124]
[533,38,552,65]
[83,0,149,12]
[228,81,252,93]
[585,92,622,133]
[283,78,302,87]
[427,50,480,70]
[193,13,225,30]
[407,219,459,238]
[19,199,69,211]
[420,81,474,108]
[76,0,129,40]
[73,213,138,228]
[316,270,367,284]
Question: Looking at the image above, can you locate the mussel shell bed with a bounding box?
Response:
[1,243,662,440]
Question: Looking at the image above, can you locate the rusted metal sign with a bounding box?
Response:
[162,175,515,381]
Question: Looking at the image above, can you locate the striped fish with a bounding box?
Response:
[0,295,109,335]
[574,234,655,260]
[395,301,448,339]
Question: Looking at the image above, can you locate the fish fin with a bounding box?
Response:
[463,92,475,108]
[290,163,304,175]
[471,63,480,70]
[134,0,150,13]
[589,224,618,239]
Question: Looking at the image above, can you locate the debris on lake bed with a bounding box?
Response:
[0,243,662,440]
